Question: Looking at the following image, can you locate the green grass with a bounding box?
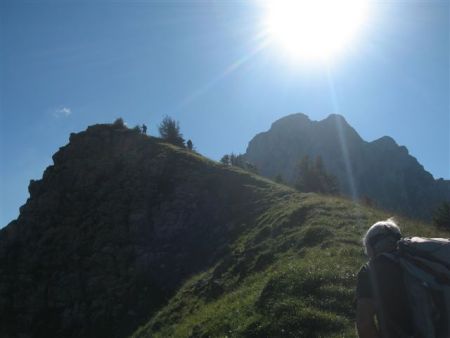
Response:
[129,142,449,338]
[133,192,448,337]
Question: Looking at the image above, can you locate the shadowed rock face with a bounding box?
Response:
[244,113,450,219]
[0,124,271,338]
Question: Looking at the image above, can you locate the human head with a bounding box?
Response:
[363,218,401,258]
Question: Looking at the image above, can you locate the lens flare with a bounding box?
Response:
[265,0,368,61]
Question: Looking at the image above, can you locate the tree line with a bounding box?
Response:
[114,116,194,151]
[220,153,258,174]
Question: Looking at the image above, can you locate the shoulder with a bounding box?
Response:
[371,252,400,272]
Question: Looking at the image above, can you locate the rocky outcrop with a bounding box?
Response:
[0,123,274,338]
[244,113,450,219]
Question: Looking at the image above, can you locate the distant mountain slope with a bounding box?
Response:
[1,122,448,338]
[244,113,450,220]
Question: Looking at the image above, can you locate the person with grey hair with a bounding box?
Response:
[356,218,413,338]
[362,218,401,258]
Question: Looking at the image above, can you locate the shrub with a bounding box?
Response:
[158,116,185,147]
[433,201,450,228]
[295,155,339,194]
[220,153,258,174]
[112,118,125,128]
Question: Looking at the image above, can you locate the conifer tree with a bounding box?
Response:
[220,154,230,165]
[295,155,312,192]
[220,153,258,173]
[245,162,258,174]
[274,174,284,184]
[112,117,125,128]
[433,201,450,228]
[295,155,339,194]
[230,153,238,166]
[158,116,185,147]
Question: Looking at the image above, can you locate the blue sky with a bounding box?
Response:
[0,0,449,227]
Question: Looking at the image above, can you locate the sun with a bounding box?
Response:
[264,0,368,61]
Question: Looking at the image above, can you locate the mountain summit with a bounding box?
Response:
[244,113,450,219]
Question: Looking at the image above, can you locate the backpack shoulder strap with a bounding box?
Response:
[367,253,410,338]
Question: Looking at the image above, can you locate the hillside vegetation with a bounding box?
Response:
[1,122,448,338]
[131,184,448,337]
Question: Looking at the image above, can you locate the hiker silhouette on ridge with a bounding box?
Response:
[142,124,147,134]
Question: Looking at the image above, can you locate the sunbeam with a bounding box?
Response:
[176,38,271,110]
[325,66,358,201]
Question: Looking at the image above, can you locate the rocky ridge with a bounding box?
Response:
[243,113,450,219]
[0,123,276,337]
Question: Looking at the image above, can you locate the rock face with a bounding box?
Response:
[244,113,450,219]
[0,123,272,338]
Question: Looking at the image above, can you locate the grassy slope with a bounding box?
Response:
[130,148,449,338]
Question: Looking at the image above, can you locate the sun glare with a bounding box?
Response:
[265,0,368,61]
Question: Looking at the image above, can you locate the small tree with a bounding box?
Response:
[245,162,258,174]
[229,153,238,166]
[295,155,339,194]
[295,155,312,192]
[113,117,125,128]
[274,173,284,184]
[158,116,185,147]
[220,154,230,165]
[360,195,376,207]
[220,153,258,173]
[433,201,450,228]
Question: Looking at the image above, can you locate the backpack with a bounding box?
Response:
[381,237,450,338]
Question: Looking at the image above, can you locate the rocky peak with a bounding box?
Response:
[323,113,347,123]
[371,135,398,147]
[270,112,311,129]
[244,113,450,219]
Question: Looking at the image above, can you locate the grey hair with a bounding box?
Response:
[363,218,402,255]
